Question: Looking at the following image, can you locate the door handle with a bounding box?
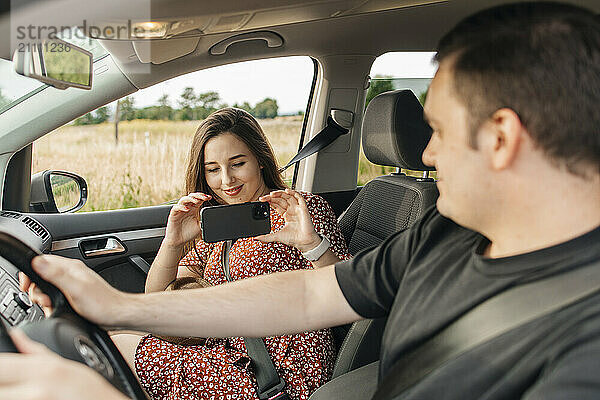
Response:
[80,237,126,258]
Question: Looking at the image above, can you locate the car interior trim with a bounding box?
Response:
[51,227,166,252]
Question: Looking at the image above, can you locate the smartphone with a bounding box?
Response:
[200,201,271,243]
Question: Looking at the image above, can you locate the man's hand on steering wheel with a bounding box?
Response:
[0,329,128,400]
[29,255,129,328]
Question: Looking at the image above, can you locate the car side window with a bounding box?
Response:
[32,56,315,212]
[358,52,437,185]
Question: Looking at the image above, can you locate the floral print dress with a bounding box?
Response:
[134,192,351,400]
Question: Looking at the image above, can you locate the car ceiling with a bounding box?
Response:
[1,0,599,91]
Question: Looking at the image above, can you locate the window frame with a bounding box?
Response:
[30,55,319,213]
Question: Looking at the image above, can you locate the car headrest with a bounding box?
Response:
[362,89,434,171]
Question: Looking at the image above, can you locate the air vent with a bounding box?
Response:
[22,217,50,241]
[0,211,21,219]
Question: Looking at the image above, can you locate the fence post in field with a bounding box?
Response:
[114,100,120,145]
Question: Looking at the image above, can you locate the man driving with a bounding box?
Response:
[1,2,599,399]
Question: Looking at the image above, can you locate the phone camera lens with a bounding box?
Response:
[253,203,269,219]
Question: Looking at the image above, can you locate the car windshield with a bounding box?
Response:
[0,58,44,114]
[0,27,108,116]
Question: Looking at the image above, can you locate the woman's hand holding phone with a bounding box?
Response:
[257,189,321,252]
[146,192,211,293]
[164,193,212,248]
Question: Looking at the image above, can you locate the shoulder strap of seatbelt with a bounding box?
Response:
[280,116,349,172]
[373,258,600,400]
[221,241,290,400]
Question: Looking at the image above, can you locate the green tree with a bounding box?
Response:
[0,89,10,108]
[197,91,220,109]
[178,87,197,120]
[233,101,253,114]
[73,106,110,125]
[119,97,136,121]
[365,75,394,108]
[158,94,170,107]
[157,94,173,120]
[74,112,94,125]
[94,106,110,123]
[135,106,161,120]
[195,91,221,119]
[253,98,278,119]
[178,87,197,108]
[418,90,428,106]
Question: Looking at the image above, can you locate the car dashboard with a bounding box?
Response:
[0,211,50,326]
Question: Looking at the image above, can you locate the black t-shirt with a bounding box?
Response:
[335,207,600,399]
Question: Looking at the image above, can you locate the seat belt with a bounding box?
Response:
[373,258,600,400]
[222,240,290,400]
[279,116,349,172]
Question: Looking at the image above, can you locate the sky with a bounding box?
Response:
[130,52,438,115]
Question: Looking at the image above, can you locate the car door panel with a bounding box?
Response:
[30,205,171,293]
[31,205,171,240]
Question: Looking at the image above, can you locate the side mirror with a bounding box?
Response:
[13,38,93,90]
[30,171,88,213]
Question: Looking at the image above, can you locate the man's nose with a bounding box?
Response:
[421,136,436,168]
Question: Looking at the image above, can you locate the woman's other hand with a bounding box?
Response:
[147,192,210,293]
[164,193,211,248]
[257,189,321,252]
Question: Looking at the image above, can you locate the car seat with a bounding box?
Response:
[332,89,439,378]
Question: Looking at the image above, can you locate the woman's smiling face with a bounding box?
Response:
[203,132,268,204]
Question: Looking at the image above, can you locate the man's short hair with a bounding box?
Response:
[435,2,600,177]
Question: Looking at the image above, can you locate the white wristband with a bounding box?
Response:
[301,234,330,261]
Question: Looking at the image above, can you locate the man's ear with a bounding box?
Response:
[484,108,523,170]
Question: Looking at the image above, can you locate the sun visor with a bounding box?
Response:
[132,37,200,64]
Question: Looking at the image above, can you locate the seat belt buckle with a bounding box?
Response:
[262,380,290,400]
[267,392,290,400]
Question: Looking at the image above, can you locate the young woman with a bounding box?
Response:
[123,107,351,399]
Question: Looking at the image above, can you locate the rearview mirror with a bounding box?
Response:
[13,38,93,90]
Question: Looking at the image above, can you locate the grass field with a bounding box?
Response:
[33,117,402,212]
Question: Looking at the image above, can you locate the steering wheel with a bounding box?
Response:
[0,318,18,352]
[0,231,147,400]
